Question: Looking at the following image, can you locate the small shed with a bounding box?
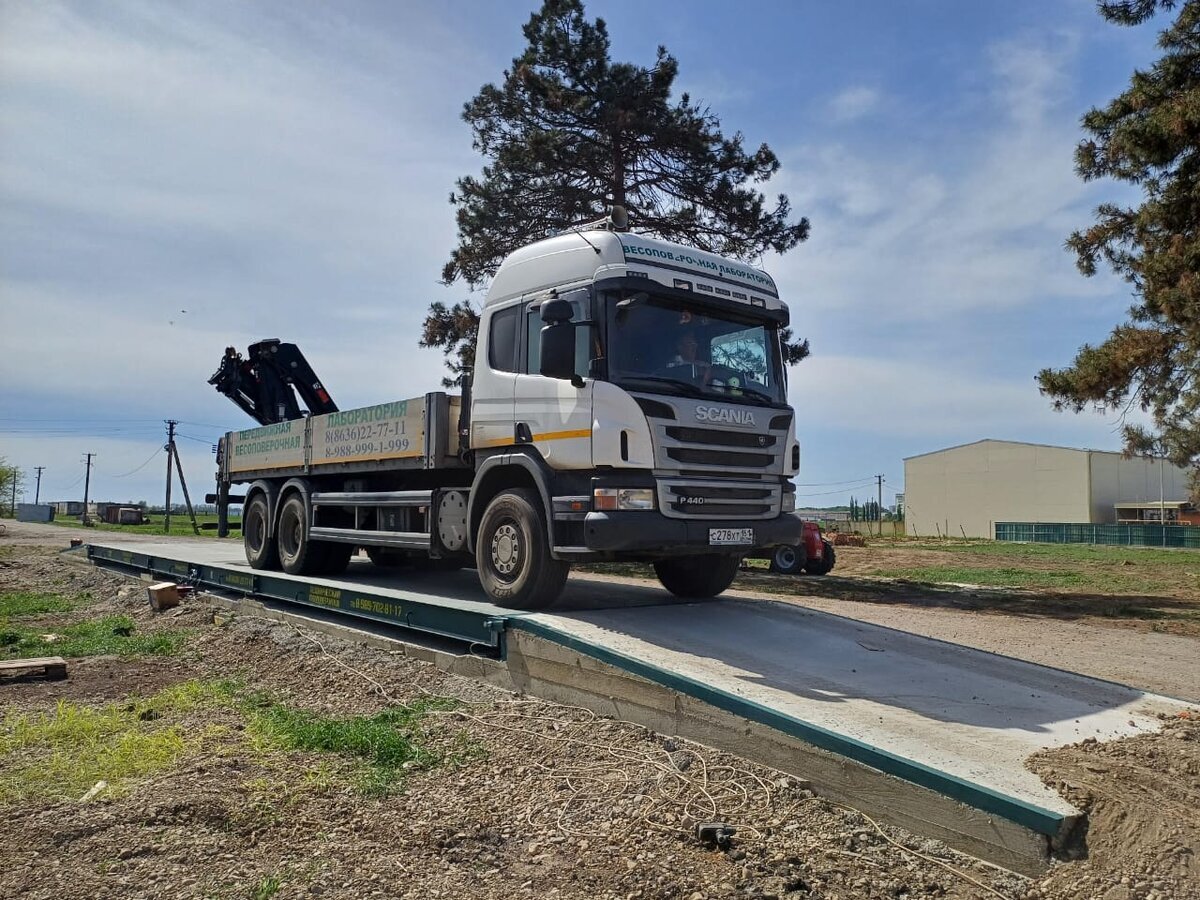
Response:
[1114,500,1200,525]
[16,504,55,523]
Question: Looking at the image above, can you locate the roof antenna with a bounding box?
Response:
[560,205,630,254]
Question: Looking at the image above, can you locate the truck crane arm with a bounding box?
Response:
[208,339,338,426]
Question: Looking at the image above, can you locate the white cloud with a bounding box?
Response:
[768,29,1130,339]
[829,86,879,123]
[0,1,477,441]
[796,353,1137,447]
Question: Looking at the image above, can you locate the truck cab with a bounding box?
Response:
[466,224,802,604]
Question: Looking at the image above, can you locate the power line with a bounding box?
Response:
[795,483,875,498]
[109,447,163,478]
[794,476,880,487]
[51,471,87,496]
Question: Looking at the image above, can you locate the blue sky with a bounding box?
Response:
[0,0,1163,508]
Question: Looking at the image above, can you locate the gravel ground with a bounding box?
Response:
[1,531,1198,899]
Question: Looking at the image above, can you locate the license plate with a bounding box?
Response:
[709,527,755,546]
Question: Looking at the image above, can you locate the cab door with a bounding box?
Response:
[513,289,594,468]
[469,303,521,451]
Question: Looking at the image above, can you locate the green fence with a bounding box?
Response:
[995,522,1200,549]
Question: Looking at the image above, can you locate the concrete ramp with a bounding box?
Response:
[80,538,1191,873]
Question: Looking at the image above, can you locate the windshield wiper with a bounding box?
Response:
[722,385,776,406]
[621,375,777,406]
[618,375,707,398]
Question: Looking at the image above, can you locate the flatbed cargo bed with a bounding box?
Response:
[224,392,465,481]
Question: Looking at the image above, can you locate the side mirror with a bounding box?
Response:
[541,297,573,324]
[540,322,580,385]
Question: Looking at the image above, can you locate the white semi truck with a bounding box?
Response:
[213,213,802,608]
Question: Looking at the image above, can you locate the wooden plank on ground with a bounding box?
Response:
[0,656,68,680]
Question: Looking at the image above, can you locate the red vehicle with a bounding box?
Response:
[755,519,835,575]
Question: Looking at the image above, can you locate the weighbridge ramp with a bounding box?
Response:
[81,539,1189,875]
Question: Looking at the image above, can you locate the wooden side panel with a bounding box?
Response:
[309,399,425,465]
[226,420,305,473]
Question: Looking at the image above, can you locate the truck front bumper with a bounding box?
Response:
[582,511,803,556]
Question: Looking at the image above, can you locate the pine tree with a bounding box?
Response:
[1038,0,1200,483]
[422,0,809,386]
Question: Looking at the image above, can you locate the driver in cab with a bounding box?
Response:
[667,313,709,383]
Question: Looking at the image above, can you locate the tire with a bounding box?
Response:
[768,543,806,575]
[316,542,353,576]
[412,556,466,573]
[366,546,407,568]
[276,494,325,576]
[476,488,569,609]
[654,554,741,599]
[365,548,463,572]
[805,539,836,576]
[243,494,278,570]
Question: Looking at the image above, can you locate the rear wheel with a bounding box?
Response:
[365,548,464,572]
[805,539,836,576]
[412,556,466,573]
[277,495,326,576]
[316,542,354,576]
[244,494,278,570]
[366,546,407,568]
[654,554,741,598]
[476,489,568,609]
[769,543,806,575]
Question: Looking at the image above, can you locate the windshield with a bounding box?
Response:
[605,289,786,405]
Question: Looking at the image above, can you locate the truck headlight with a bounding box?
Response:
[593,488,656,511]
[782,492,796,513]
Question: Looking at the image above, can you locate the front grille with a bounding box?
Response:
[659,479,781,520]
[670,501,770,516]
[665,426,776,448]
[671,484,772,500]
[666,447,774,468]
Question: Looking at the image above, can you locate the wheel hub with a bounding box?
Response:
[491,523,520,577]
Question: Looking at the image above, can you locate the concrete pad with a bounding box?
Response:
[518,598,1189,821]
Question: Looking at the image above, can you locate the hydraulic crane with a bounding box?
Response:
[208,339,338,426]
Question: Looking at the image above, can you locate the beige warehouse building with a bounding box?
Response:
[903,439,1191,539]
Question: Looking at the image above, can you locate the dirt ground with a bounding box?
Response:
[771,541,1200,636]
[1,530,1198,899]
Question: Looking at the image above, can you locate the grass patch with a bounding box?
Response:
[0,699,188,804]
[0,590,85,618]
[0,677,459,807]
[239,689,454,795]
[45,515,240,539]
[128,677,455,796]
[880,566,1090,590]
[0,615,186,660]
[251,874,284,900]
[902,540,1198,567]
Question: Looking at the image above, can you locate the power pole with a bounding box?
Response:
[34,466,45,504]
[164,420,177,533]
[876,474,884,533]
[170,441,201,536]
[9,468,16,516]
[82,454,95,525]
[1160,454,1166,547]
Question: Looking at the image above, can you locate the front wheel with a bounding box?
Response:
[476,489,568,609]
[768,543,807,575]
[654,555,741,599]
